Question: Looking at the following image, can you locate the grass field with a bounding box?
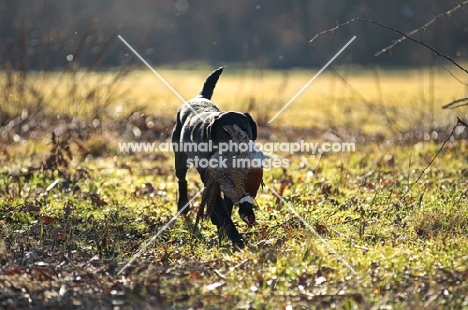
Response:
[3,66,467,131]
[1,67,468,308]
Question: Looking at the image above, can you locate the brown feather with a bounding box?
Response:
[195,169,220,229]
[244,167,263,197]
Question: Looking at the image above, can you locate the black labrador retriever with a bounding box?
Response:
[171,67,257,246]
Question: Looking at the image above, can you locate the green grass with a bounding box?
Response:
[1,68,468,308]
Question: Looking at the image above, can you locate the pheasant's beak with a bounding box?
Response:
[248,214,257,225]
[240,213,257,225]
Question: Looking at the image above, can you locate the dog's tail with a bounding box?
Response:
[198,66,224,100]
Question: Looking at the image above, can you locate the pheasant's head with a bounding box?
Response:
[238,196,256,225]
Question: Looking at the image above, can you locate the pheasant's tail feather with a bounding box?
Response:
[205,185,220,219]
[195,169,221,230]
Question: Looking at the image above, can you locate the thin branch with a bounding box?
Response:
[442,65,468,87]
[454,188,468,208]
[310,17,468,75]
[442,97,468,109]
[306,44,398,132]
[402,117,468,197]
[309,18,357,43]
[375,1,468,56]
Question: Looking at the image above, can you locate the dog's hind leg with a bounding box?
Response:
[174,152,190,215]
[172,114,191,215]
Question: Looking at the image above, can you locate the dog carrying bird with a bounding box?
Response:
[172,67,264,247]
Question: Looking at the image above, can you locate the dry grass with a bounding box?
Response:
[123,66,467,133]
[2,66,466,134]
[1,67,468,308]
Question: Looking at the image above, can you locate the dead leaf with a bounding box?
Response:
[90,194,108,206]
[43,215,56,225]
[380,179,393,186]
[314,222,328,236]
[190,270,201,279]
[5,267,21,275]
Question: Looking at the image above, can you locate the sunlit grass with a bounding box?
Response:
[1,67,468,308]
[2,66,466,134]
[127,66,467,133]
[2,135,468,305]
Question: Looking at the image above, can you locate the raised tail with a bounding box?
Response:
[198,66,224,100]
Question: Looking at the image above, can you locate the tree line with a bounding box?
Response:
[0,0,467,70]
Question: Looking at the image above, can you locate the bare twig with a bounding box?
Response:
[402,117,468,197]
[306,44,398,132]
[360,16,396,133]
[454,188,468,208]
[310,17,468,75]
[442,98,468,109]
[442,65,468,87]
[375,1,468,56]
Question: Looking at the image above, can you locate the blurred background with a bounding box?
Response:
[1,0,467,69]
[0,0,467,144]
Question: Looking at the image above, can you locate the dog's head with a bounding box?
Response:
[205,112,257,145]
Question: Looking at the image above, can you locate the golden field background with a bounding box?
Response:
[2,66,467,136]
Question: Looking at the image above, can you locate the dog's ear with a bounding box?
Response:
[244,112,257,140]
[205,115,219,141]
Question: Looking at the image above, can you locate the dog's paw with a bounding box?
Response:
[232,241,245,250]
[231,236,245,249]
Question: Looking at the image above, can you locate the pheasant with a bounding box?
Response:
[195,124,267,228]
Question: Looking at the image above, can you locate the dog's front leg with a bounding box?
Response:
[210,195,244,247]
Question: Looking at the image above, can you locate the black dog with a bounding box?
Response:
[172,67,257,246]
